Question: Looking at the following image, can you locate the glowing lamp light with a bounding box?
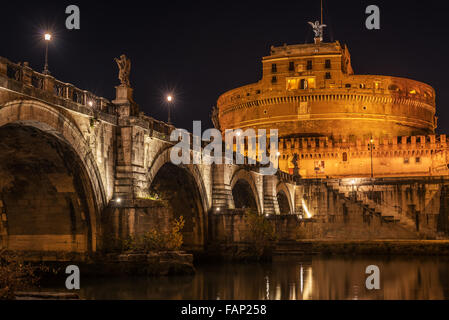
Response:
[116,198,122,204]
[167,95,173,102]
[350,179,356,185]
[236,131,241,137]
[216,207,221,212]
[88,101,93,107]
[44,33,52,41]
[276,152,281,157]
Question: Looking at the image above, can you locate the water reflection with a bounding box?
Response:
[54,256,449,300]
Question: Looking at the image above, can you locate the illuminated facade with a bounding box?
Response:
[216,36,448,178]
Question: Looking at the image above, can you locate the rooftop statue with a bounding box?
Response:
[308,20,326,40]
[114,54,131,87]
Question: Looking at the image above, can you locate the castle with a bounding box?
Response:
[216,27,448,179]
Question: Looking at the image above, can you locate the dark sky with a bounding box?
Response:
[1,0,449,133]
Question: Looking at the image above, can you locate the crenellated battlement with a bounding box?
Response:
[279,134,448,154]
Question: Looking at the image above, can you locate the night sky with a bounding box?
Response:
[1,0,449,133]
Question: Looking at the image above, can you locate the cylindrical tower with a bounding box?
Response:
[217,41,436,139]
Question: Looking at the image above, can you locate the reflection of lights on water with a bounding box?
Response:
[300,266,313,300]
[352,285,359,300]
[290,283,296,300]
[300,265,304,293]
[301,199,313,218]
[275,284,281,300]
[265,276,270,300]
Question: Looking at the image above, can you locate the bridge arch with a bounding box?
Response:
[147,147,209,251]
[230,169,262,214]
[276,182,294,214]
[0,100,106,253]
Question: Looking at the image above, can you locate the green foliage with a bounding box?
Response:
[243,210,277,258]
[0,250,46,300]
[122,216,185,252]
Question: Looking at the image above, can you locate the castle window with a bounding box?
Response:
[287,78,300,90]
[289,61,295,71]
[404,158,410,164]
[345,83,351,88]
[325,72,331,80]
[360,84,366,89]
[342,152,348,162]
[415,157,421,163]
[307,60,313,70]
[325,59,331,69]
[300,79,308,89]
[271,76,277,84]
[388,84,399,91]
[256,90,261,94]
[271,64,277,73]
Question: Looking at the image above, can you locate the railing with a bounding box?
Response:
[0,56,188,140]
[0,57,112,114]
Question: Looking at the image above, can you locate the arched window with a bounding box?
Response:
[342,152,348,162]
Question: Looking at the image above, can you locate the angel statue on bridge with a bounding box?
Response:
[115,54,131,87]
[308,20,327,41]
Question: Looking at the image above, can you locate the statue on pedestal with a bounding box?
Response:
[308,21,327,41]
[114,54,131,87]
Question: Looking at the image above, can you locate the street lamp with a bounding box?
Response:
[43,33,52,75]
[368,137,375,199]
[166,95,173,124]
[369,138,374,179]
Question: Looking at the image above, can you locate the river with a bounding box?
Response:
[41,256,449,300]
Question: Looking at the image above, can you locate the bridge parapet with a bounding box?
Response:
[0,57,114,119]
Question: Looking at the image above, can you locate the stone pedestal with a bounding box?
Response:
[113,85,138,117]
[113,85,133,104]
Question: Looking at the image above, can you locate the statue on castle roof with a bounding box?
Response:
[115,54,131,87]
[308,20,326,40]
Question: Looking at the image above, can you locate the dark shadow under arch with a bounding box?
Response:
[0,123,98,253]
[232,179,258,212]
[277,190,291,214]
[149,163,206,252]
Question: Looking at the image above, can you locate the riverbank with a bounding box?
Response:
[275,240,449,256]
[204,240,449,261]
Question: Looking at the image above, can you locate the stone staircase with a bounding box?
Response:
[325,180,436,239]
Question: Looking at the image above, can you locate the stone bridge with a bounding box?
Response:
[0,57,299,255]
[1,57,449,258]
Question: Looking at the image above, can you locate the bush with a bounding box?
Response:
[0,250,43,300]
[243,210,277,258]
[124,216,185,252]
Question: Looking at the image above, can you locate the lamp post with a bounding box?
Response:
[369,138,374,179]
[166,95,173,124]
[43,33,52,75]
[368,138,375,199]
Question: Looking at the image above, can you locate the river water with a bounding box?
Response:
[43,256,449,300]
